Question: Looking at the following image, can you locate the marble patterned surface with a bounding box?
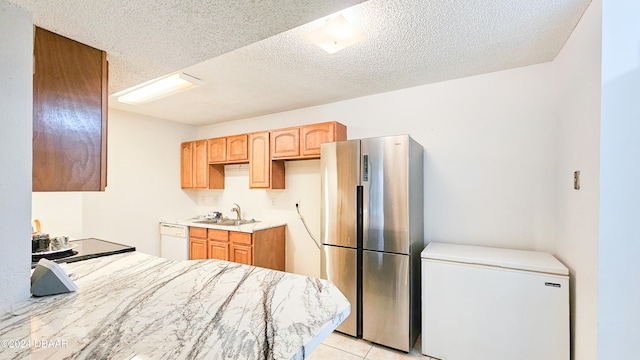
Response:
[0,252,350,359]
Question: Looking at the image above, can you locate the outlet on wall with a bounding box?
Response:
[271,198,276,207]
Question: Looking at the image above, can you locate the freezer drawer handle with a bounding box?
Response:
[545,282,561,288]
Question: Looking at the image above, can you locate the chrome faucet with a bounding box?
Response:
[231,203,242,220]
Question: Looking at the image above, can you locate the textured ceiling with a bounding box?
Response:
[8,0,366,93]
[9,0,591,126]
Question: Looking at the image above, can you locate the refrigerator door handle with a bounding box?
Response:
[357,185,363,248]
[363,154,369,181]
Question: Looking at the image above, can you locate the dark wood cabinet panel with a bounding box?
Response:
[33,27,108,191]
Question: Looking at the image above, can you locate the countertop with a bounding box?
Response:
[163,218,288,233]
[2,252,350,359]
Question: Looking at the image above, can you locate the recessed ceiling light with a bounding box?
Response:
[115,72,203,105]
[305,14,366,54]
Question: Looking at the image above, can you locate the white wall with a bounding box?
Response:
[598,0,640,358]
[552,1,601,359]
[80,110,198,255]
[196,62,557,276]
[193,161,323,277]
[32,193,83,239]
[0,1,33,306]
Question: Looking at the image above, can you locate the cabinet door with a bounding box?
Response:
[193,140,208,188]
[180,142,194,188]
[271,128,300,158]
[33,27,108,191]
[190,226,207,239]
[249,132,270,188]
[301,122,346,157]
[189,238,207,260]
[208,241,229,261]
[230,231,252,245]
[208,137,227,163]
[227,134,248,162]
[249,132,285,189]
[230,244,253,265]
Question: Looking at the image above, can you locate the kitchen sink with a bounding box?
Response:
[194,219,258,226]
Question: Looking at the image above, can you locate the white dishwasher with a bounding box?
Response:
[421,242,569,360]
[159,223,189,261]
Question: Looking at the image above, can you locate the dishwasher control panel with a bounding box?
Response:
[159,223,187,238]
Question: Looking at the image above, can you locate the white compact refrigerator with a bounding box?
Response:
[320,135,424,352]
[421,242,569,360]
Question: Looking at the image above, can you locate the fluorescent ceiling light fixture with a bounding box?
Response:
[115,72,203,105]
[305,14,366,54]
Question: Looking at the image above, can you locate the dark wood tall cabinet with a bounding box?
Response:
[33,27,108,191]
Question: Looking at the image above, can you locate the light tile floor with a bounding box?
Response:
[308,332,439,360]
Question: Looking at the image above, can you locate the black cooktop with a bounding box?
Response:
[31,238,135,268]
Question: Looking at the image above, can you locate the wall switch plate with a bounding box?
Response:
[574,170,581,190]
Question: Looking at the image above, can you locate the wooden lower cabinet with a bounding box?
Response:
[209,241,229,261]
[188,225,286,271]
[189,239,208,260]
[230,244,252,265]
[207,229,229,261]
[189,227,208,260]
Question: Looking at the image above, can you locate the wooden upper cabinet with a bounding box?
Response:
[227,134,249,163]
[208,137,227,163]
[181,122,346,190]
[33,27,108,191]
[249,132,271,188]
[301,122,347,157]
[270,122,347,160]
[193,140,208,188]
[271,128,300,159]
[180,142,194,188]
[249,132,285,189]
[181,140,208,189]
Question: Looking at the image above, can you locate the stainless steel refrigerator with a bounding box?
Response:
[320,135,424,352]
